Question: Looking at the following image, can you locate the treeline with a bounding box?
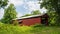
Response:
[22,10,41,17]
[0,0,60,26]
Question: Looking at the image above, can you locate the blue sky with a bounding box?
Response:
[0,0,47,19]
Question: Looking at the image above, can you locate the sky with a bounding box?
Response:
[0,0,47,19]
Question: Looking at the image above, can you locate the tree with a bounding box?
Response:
[31,10,41,15]
[22,14,32,17]
[1,4,17,24]
[0,0,8,8]
[39,0,60,25]
[39,0,59,12]
[22,10,41,17]
[47,10,58,25]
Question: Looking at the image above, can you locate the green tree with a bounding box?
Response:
[1,4,17,24]
[31,10,41,15]
[22,14,32,17]
[47,10,58,25]
[22,10,41,17]
[39,0,60,25]
[0,0,8,8]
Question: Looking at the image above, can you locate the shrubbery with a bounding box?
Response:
[47,11,58,26]
[0,22,32,34]
[0,22,60,34]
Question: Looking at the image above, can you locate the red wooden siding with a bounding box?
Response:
[18,17,41,26]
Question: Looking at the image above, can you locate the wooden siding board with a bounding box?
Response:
[18,16,41,26]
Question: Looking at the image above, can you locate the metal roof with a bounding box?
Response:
[12,13,46,20]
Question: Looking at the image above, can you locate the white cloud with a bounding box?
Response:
[24,1,40,11]
[9,0,24,6]
[40,7,47,13]
[0,8,4,19]
[17,12,23,18]
[23,1,47,13]
[8,0,47,15]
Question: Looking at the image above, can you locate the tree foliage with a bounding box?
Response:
[0,0,8,8]
[22,14,32,17]
[47,10,58,25]
[39,0,59,12]
[39,0,60,25]
[31,10,41,15]
[1,4,17,24]
[22,10,41,17]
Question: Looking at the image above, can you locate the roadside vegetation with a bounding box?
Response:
[0,22,60,34]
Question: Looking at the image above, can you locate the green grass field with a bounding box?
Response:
[0,22,60,34]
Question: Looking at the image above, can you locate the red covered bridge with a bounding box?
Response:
[12,13,49,26]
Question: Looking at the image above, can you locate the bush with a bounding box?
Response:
[0,22,32,34]
[31,23,45,28]
[12,20,19,26]
[47,11,58,26]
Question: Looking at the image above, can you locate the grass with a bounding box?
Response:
[0,22,60,34]
[31,26,60,34]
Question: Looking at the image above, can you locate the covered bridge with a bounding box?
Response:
[12,13,49,26]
